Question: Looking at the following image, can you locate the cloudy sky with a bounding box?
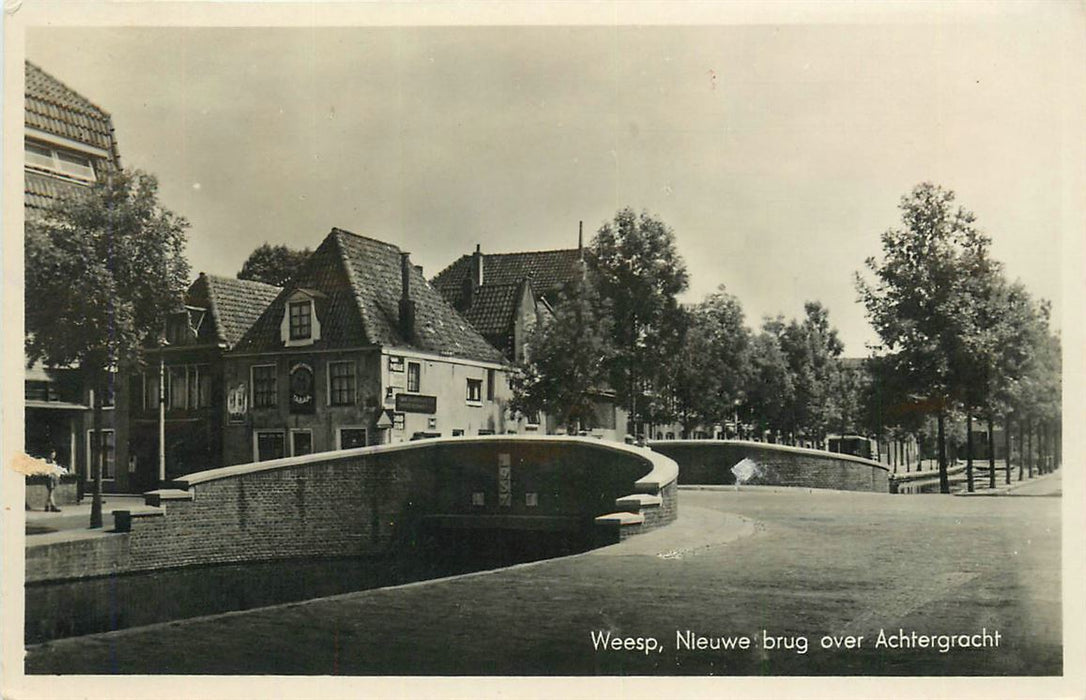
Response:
[25,5,1082,355]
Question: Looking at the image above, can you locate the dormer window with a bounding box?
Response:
[289,301,312,340]
[280,289,323,347]
[25,139,97,183]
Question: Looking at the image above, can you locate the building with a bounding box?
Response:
[23,61,123,494]
[122,274,281,489]
[217,228,517,465]
[430,233,627,440]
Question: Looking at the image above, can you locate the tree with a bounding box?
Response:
[745,329,795,440]
[775,301,845,443]
[510,270,613,432]
[237,243,311,286]
[856,182,996,493]
[26,171,191,527]
[589,208,689,433]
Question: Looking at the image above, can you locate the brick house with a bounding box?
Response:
[123,274,281,488]
[219,228,515,465]
[431,234,627,440]
[23,61,123,492]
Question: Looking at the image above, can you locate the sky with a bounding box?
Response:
[24,6,1081,356]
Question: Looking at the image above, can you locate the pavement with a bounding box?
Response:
[25,494,148,540]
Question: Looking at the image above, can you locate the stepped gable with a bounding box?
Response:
[234,229,505,365]
[186,275,282,348]
[25,62,118,153]
[432,247,583,308]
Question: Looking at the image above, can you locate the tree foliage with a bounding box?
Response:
[237,242,311,286]
[510,270,613,432]
[25,170,191,371]
[589,208,689,429]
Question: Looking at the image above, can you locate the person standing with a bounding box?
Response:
[43,450,66,512]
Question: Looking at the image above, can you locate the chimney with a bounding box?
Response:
[399,252,416,342]
[578,221,585,263]
[471,243,484,288]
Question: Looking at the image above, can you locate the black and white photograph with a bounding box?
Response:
[3,2,1084,698]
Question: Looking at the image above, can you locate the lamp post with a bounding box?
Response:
[158,333,168,485]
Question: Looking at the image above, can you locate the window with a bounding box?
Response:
[86,429,116,479]
[525,492,539,507]
[329,361,356,405]
[466,378,482,405]
[407,362,421,392]
[255,431,285,461]
[165,365,211,410]
[289,301,312,340]
[251,365,277,407]
[471,492,486,506]
[169,366,188,409]
[291,430,313,457]
[486,368,496,401]
[338,428,367,449]
[25,140,97,182]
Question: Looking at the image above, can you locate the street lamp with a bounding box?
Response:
[158,332,169,484]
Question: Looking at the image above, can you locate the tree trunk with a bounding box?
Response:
[987,415,996,489]
[90,370,105,529]
[937,408,949,494]
[1004,417,1012,485]
[1017,419,1025,481]
[966,412,974,493]
[1026,418,1034,478]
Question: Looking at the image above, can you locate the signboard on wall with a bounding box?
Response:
[395,393,437,414]
[227,383,247,423]
[388,355,405,372]
[290,363,315,414]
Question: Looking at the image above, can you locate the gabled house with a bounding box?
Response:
[431,234,627,441]
[123,274,281,488]
[24,61,123,495]
[220,228,515,465]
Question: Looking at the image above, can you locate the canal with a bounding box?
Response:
[26,528,594,645]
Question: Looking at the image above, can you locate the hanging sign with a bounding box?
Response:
[290,363,315,414]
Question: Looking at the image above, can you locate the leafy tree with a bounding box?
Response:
[26,171,191,527]
[589,208,689,433]
[745,328,795,440]
[237,243,311,286]
[510,270,613,432]
[666,287,753,437]
[776,301,845,443]
[856,182,1002,493]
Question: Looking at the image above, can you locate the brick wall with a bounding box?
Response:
[649,440,890,493]
[28,437,678,582]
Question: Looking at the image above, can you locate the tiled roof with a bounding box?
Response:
[187,274,282,348]
[235,229,505,364]
[25,62,118,154]
[432,248,585,308]
[459,283,526,358]
[24,170,86,211]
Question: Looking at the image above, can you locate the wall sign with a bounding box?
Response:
[290,363,315,414]
[395,393,437,414]
[388,355,405,372]
[227,383,248,423]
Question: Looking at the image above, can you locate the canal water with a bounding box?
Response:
[26,528,593,645]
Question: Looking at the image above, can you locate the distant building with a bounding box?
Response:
[23,61,122,494]
[431,233,626,440]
